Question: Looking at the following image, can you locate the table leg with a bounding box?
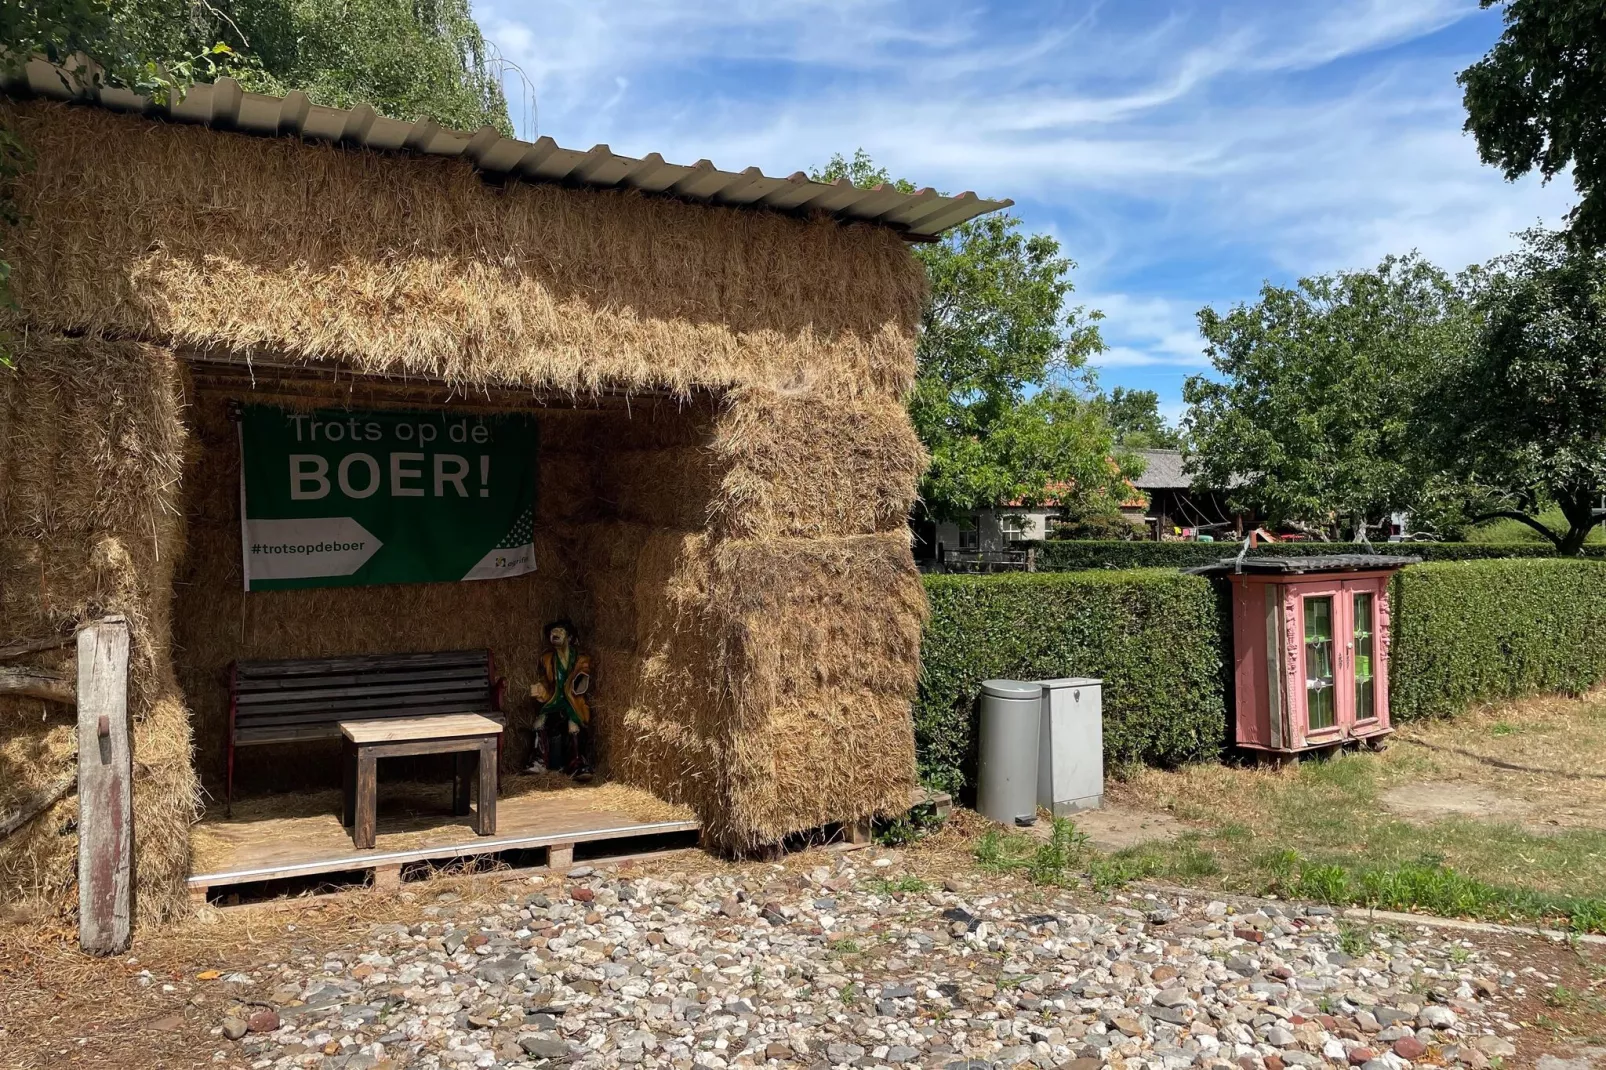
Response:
[341,739,356,828]
[452,751,473,816]
[477,737,497,835]
[355,750,378,850]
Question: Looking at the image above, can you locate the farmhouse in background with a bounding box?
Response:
[1124,449,1249,540]
[920,448,1246,566]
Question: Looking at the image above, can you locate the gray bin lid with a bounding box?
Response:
[980,679,1043,700]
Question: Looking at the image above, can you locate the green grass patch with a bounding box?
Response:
[1116,732,1606,934]
[973,818,1090,886]
[1245,848,1606,934]
[864,875,931,895]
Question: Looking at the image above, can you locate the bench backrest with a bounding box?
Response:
[231,649,497,746]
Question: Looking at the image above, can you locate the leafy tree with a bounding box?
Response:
[1460,0,1606,248]
[1183,255,1473,538]
[3,2,512,134]
[1432,228,1606,553]
[814,151,1131,522]
[1099,386,1182,449]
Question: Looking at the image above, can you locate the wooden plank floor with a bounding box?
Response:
[189,782,699,893]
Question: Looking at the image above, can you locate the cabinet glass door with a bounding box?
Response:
[1303,596,1337,731]
[1352,590,1377,722]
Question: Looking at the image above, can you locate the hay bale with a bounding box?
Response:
[597,447,720,531]
[725,689,917,847]
[0,335,196,922]
[3,101,924,402]
[708,534,927,715]
[710,388,926,540]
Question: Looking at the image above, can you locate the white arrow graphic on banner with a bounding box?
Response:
[244,517,383,586]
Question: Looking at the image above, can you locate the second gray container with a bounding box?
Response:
[1037,677,1104,815]
[978,679,1042,826]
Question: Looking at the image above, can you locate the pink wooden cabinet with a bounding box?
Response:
[1205,555,1418,756]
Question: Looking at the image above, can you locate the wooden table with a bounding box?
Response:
[339,714,503,850]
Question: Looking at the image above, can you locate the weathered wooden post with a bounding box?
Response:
[77,615,132,955]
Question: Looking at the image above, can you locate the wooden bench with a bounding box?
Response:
[227,650,505,813]
[341,714,503,849]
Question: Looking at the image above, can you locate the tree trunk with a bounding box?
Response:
[1557,491,1600,556]
[1466,510,1567,550]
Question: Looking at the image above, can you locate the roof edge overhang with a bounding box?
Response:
[2,59,1012,241]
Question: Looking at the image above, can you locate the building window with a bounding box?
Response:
[1000,515,1029,542]
[959,529,980,550]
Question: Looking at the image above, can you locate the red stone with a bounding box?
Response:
[1316,1014,1338,1030]
[1265,1056,1285,1070]
[1234,928,1265,943]
[466,933,490,948]
[1393,1037,1428,1061]
[1348,1048,1376,1065]
[246,1009,280,1033]
[571,887,595,902]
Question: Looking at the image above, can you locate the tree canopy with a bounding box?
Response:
[1432,228,1606,553]
[814,150,1131,523]
[1099,387,1181,450]
[2,1,511,134]
[1183,255,1473,539]
[1460,0,1606,247]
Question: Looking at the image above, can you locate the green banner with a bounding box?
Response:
[239,405,538,591]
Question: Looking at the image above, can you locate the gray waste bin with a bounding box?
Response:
[978,679,1042,826]
[1037,677,1103,816]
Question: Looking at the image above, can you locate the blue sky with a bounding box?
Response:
[472,0,1574,423]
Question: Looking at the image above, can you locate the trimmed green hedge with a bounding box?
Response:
[918,569,1227,793]
[917,559,1606,794]
[1028,540,1599,573]
[1389,559,1606,720]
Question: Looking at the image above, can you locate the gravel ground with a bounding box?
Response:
[182,851,1548,1070]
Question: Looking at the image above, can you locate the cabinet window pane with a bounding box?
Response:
[1304,596,1336,730]
[1353,591,1375,721]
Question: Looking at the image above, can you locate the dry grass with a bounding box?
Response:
[1120,688,1606,834]
[1110,689,1606,903]
[1393,690,1606,826]
[3,100,924,403]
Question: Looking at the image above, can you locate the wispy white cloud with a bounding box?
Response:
[472,0,1573,399]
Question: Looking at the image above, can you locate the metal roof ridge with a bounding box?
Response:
[3,60,1011,240]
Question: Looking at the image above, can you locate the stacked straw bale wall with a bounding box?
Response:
[0,337,196,921]
[0,95,930,914]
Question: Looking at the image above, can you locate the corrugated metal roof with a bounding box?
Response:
[1190,554,1422,576]
[5,60,1011,241]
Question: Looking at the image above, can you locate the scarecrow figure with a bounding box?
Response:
[527,619,594,780]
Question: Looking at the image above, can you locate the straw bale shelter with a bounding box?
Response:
[0,69,1007,923]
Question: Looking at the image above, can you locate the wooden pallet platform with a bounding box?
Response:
[188,783,953,899]
[188,784,699,899]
